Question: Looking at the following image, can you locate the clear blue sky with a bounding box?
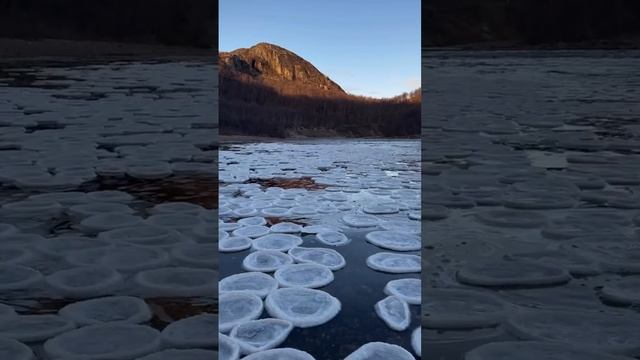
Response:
[219,0,420,98]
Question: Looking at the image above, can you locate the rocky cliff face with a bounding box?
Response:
[220,43,345,95]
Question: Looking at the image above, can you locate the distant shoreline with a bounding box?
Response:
[219,135,420,144]
[0,38,216,61]
[424,37,640,51]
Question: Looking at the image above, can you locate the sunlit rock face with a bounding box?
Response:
[220,43,345,94]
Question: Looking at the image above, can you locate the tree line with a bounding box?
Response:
[0,0,215,48]
[219,75,421,138]
[424,0,640,47]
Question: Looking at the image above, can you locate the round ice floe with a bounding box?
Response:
[290,206,317,216]
[0,264,42,291]
[99,225,185,248]
[243,250,294,272]
[375,296,410,331]
[1,199,63,219]
[0,233,44,247]
[380,220,421,234]
[465,341,635,360]
[601,277,640,305]
[342,214,380,228]
[265,287,340,328]
[274,264,334,288]
[252,234,303,252]
[145,214,202,232]
[29,191,88,205]
[270,222,303,233]
[36,235,112,258]
[424,205,450,221]
[302,225,341,234]
[135,267,216,297]
[242,348,315,360]
[0,303,17,319]
[238,216,267,226]
[67,202,134,219]
[219,236,252,252]
[137,349,218,360]
[0,337,34,360]
[363,204,400,215]
[219,293,264,333]
[66,247,169,272]
[59,296,151,325]
[384,278,421,305]
[149,201,203,215]
[260,207,290,217]
[315,231,350,246]
[510,249,601,276]
[230,318,293,354]
[0,314,76,342]
[366,253,421,273]
[503,193,576,210]
[44,324,160,359]
[412,327,421,357]
[0,246,34,265]
[233,208,259,218]
[189,223,216,243]
[570,241,640,273]
[288,247,346,270]
[475,209,547,228]
[86,190,134,203]
[233,226,270,239]
[345,342,415,360]
[220,333,240,360]
[365,231,421,251]
[160,313,217,348]
[220,221,241,232]
[46,266,123,298]
[219,272,277,298]
[0,223,18,237]
[506,310,640,355]
[170,243,216,267]
[423,288,506,329]
[458,261,570,287]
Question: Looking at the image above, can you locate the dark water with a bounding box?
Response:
[220,228,420,360]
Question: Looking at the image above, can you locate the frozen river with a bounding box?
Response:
[0,59,217,359]
[423,50,640,359]
[219,140,421,359]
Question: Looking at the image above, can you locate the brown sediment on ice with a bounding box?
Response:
[8,296,215,330]
[265,217,307,226]
[245,177,327,191]
[80,175,218,209]
[146,297,216,329]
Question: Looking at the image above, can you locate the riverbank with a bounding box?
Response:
[425,35,640,51]
[219,135,421,145]
[0,38,216,61]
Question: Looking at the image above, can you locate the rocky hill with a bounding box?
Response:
[220,43,344,96]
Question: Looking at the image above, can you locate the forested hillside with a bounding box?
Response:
[424,0,640,48]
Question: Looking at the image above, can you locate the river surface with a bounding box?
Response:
[0,59,217,359]
[423,50,640,359]
[219,140,421,359]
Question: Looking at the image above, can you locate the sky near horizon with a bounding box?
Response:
[219,0,420,98]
